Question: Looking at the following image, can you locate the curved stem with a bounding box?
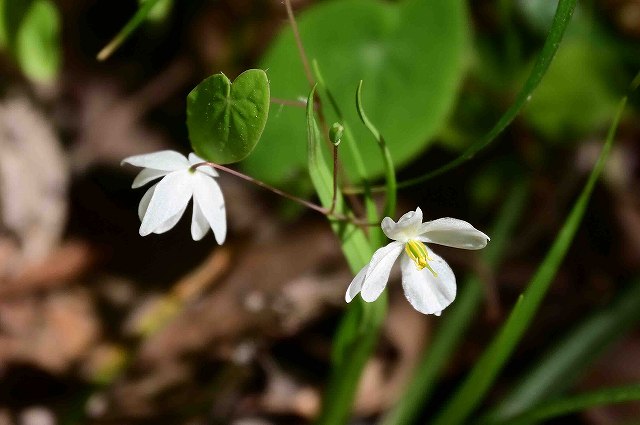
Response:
[284,0,314,87]
[190,162,378,227]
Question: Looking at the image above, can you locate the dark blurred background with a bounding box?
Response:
[0,0,639,424]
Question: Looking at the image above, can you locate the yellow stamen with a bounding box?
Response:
[405,240,438,277]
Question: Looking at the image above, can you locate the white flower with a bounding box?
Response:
[346,208,489,315]
[121,150,226,243]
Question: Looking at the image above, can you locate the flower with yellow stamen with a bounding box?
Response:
[346,208,489,316]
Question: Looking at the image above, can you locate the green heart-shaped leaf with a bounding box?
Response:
[187,69,270,164]
[243,0,468,184]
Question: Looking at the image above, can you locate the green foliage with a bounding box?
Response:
[431,76,626,425]
[305,85,387,424]
[355,80,396,218]
[244,0,468,184]
[502,384,640,425]
[187,70,270,165]
[382,180,529,425]
[524,39,619,142]
[481,281,640,424]
[394,0,577,189]
[139,0,173,23]
[0,0,61,83]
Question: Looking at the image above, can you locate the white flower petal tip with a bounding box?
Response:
[122,150,190,171]
[346,208,488,315]
[418,218,490,250]
[124,150,227,242]
[346,264,368,303]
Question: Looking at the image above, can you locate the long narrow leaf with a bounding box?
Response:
[306,85,387,425]
[382,180,529,425]
[313,60,384,245]
[355,80,397,218]
[394,0,577,189]
[481,280,640,424]
[431,71,627,425]
[97,0,163,61]
[503,384,640,425]
[305,84,372,269]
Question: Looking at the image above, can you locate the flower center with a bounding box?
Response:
[405,239,438,277]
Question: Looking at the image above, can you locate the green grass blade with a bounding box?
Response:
[481,280,640,424]
[355,80,397,218]
[503,384,640,425]
[431,73,627,425]
[306,85,387,425]
[305,84,372,268]
[97,0,163,61]
[395,0,577,189]
[381,180,529,425]
[313,60,384,244]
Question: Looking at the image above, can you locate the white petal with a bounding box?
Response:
[188,153,219,178]
[139,171,193,236]
[190,198,210,241]
[346,264,369,303]
[132,168,170,188]
[360,241,404,302]
[138,183,157,220]
[400,251,456,315]
[381,207,424,242]
[153,202,189,234]
[192,173,226,244]
[418,218,490,250]
[122,150,189,171]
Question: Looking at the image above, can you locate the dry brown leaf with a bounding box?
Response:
[0,96,68,277]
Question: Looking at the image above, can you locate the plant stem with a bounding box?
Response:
[191,162,377,227]
[283,0,314,87]
[329,143,339,215]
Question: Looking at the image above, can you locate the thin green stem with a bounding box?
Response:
[312,60,382,241]
[355,80,396,218]
[329,143,339,215]
[97,0,163,61]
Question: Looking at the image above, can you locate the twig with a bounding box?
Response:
[283,0,314,87]
[190,162,378,227]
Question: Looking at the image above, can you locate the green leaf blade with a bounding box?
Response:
[431,76,625,425]
[187,69,270,165]
[504,384,640,425]
[305,85,387,425]
[482,281,640,425]
[382,180,529,425]
[396,0,577,189]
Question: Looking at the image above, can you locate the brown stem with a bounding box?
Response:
[284,0,314,87]
[190,162,378,227]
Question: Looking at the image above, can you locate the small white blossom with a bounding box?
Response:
[121,150,226,243]
[346,208,489,315]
